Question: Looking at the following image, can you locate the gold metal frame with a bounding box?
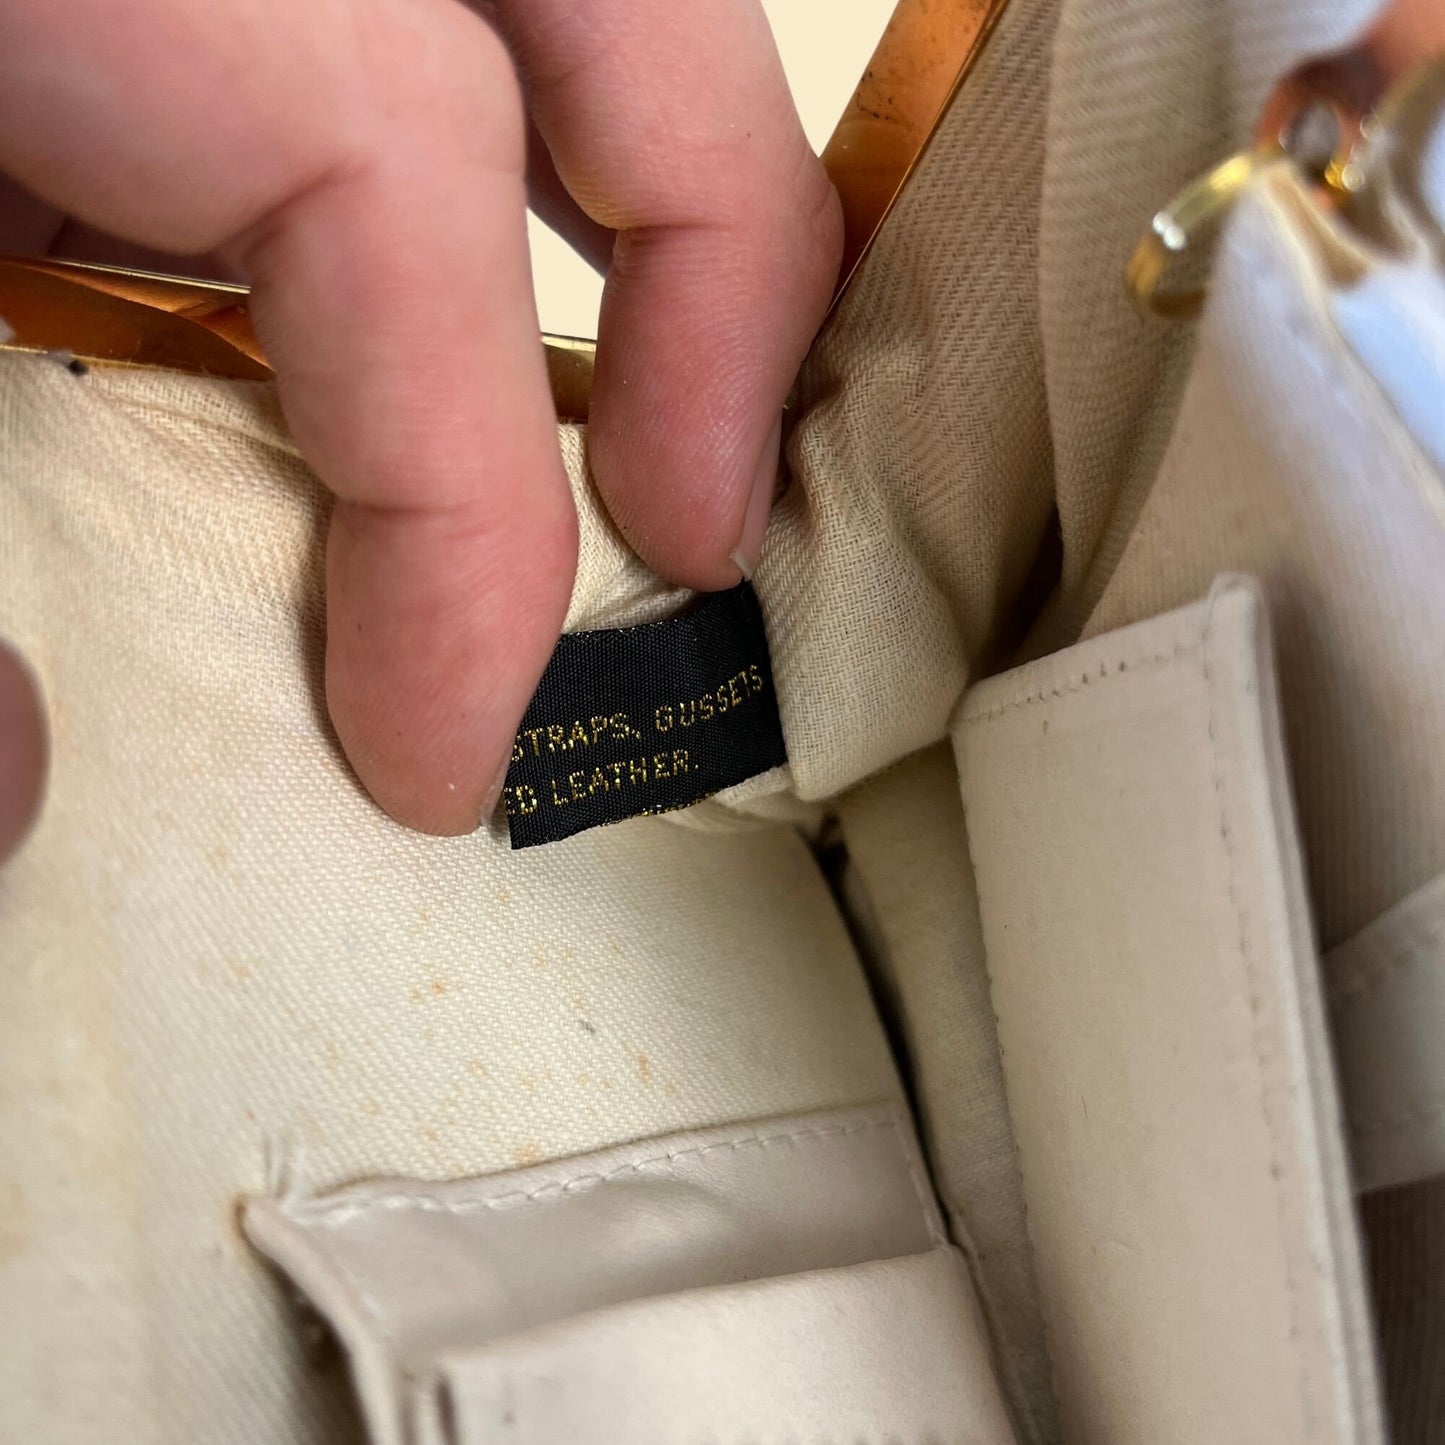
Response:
[0,254,600,420]
[0,257,271,378]
[822,0,1011,305]
[0,0,1008,411]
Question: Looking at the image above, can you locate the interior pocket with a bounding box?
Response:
[244,1103,1018,1445]
[955,576,1383,1445]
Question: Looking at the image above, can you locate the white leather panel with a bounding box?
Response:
[1328,870,1445,1192]
[956,579,1382,1445]
[245,1103,949,1445]
[423,1249,1016,1445]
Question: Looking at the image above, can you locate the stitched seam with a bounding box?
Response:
[296,1113,943,1361]
[1199,592,1313,1437]
[956,772,1064,1443]
[955,618,1211,1441]
[1328,915,1445,1002]
[967,596,1314,1434]
[299,1115,906,1226]
[962,638,1199,726]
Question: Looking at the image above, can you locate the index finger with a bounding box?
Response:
[0,0,576,833]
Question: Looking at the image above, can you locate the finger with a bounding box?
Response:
[524,117,616,277]
[0,168,234,276]
[493,0,842,586]
[0,641,46,866]
[0,170,63,253]
[461,1,614,277]
[0,0,576,834]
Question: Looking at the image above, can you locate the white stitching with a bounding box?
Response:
[1198,591,1313,1436]
[284,1111,945,1358]
[956,620,1213,1440]
[962,591,1314,1434]
[962,639,1199,726]
[298,1115,912,1226]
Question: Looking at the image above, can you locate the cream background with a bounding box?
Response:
[527,0,894,338]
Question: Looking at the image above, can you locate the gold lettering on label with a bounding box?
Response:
[518,658,769,828]
[651,662,766,734]
[520,713,641,757]
[519,660,766,778]
[503,784,539,816]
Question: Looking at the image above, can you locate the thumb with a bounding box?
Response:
[0,0,577,835]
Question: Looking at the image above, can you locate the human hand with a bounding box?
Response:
[0,0,842,856]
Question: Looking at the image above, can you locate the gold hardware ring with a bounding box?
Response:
[1124,147,1294,321]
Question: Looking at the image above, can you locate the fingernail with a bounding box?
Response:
[477,768,507,830]
[732,414,783,582]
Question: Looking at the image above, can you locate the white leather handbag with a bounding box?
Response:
[1,2,1442,1442]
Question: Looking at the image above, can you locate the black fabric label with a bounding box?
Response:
[503,583,787,848]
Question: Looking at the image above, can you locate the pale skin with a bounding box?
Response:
[0,0,842,860]
[0,1,1438,867]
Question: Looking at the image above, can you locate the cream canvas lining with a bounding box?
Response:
[2,0,1444,1437]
